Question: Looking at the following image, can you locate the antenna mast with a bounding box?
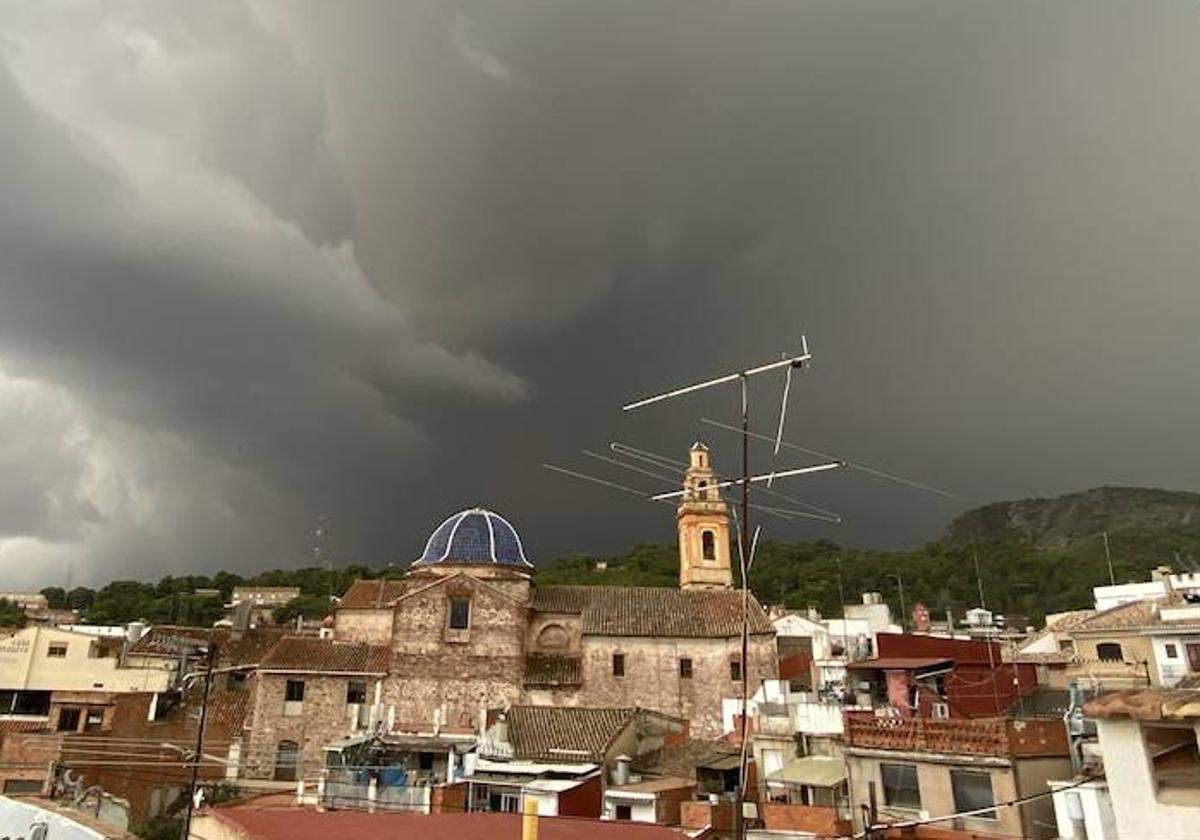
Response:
[623,341,820,840]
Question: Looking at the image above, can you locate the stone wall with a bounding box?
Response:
[537,634,777,738]
[382,573,526,730]
[335,609,394,645]
[244,674,379,780]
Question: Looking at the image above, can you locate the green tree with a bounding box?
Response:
[274,594,334,624]
[40,587,67,610]
[0,598,27,627]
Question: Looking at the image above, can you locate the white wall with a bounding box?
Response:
[1049,780,1117,840]
[1149,636,1193,686]
[1095,718,1200,840]
[0,796,107,840]
[602,794,656,823]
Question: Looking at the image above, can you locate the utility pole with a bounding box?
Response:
[894,572,908,632]
[179,641,217,840]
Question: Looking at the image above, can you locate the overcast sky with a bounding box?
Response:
[1,1,1199,588]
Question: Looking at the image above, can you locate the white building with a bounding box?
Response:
[1070,686,1200,840]
[1093,566,1200,612]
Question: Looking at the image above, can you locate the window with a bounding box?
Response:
[3,779,43,794]
[950,769,996,819]
[47,643,67,658]
[346,680,367,704]
[702,530,716,561]
[613,653,625,677]
[285,679,305,702]
[84,708,104,732]
[730,658,742,682]
[1097,642,1124,662]
[881,763,921,809]
[680,658,693,679]
[418,752,435,771]
[274,741,300,782]
[57,708,81,732]
[1166,644,1179,659]
[615,804,632,820]
[448,598,471,631]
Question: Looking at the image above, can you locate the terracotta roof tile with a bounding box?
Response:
[127,625,223,656]
[339,580,407,609]
[1084,687,1200,720]
[1071,599,1160,633]
[532,585,772,637]
[523,655,582,687]
[210,805,685,840]
[505,706,637,761]
[220,629,290,668]
[259,637,389,674]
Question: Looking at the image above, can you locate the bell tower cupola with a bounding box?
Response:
[677,442,733,590]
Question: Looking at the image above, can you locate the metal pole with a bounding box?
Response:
[180,642,216,840]
[896,573,908,632]
[736,375,750,840]
[1102,531,1115,585]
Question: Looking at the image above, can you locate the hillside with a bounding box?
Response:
[942,486,1200,548]
[541,487,1200,624]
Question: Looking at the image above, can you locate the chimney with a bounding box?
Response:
[125,621,146,645]
[612,755,632,786]
[862,592,881,606]
[1152,565,1174,583]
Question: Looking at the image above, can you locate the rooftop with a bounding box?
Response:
[1084,687,1200,720]
[532,585,772,637]
[524,654,582,687]
[845,656,954,673]
[632,739,741,781]
[205,803,687,840]
[259,637,390,674]
[505,706,641,762]
[339,579,408,609]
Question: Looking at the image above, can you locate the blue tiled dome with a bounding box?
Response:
[414,508,532,567]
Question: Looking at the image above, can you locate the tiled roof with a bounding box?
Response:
[220,629,289,668]
[1085,687,1200,720]
[532,585,773,637]
[631,738,741,781]
[205,690,254,730]
[505,706,637,761]
[210,805,686,840]
[127,625,225,656]
[523,655,582,687]
[1070,599,1161,633]
[339,579,407,609]
[259,637,390,674]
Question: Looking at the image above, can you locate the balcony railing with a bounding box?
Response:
[843,712,1068,758]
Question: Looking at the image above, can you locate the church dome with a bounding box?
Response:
[414,507,532,568]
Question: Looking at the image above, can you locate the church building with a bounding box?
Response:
[334,443,778,739]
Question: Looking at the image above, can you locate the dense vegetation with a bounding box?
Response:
[24,488,1200,628]
[539,526,1200,624]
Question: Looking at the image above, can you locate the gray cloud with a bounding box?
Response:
[2,1,1200,586]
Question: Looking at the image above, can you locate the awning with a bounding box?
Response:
[699,754,743,772]
[765,757,846,788]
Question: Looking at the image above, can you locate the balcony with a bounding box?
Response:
[760,802,852,836]
[843,712,1068,758]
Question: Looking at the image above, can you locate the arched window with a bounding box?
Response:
[1096,643,1124,662]
[702,530,716,561]
[274,740,300,781]
[698,480,709,495]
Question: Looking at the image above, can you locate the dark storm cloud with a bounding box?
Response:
[1,1,1199,585]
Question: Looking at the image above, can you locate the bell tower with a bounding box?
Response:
[678,442,733,590]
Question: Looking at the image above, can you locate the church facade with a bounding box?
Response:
[333,443,778,739]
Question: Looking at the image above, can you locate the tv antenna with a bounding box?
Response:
[622,336,838,840]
